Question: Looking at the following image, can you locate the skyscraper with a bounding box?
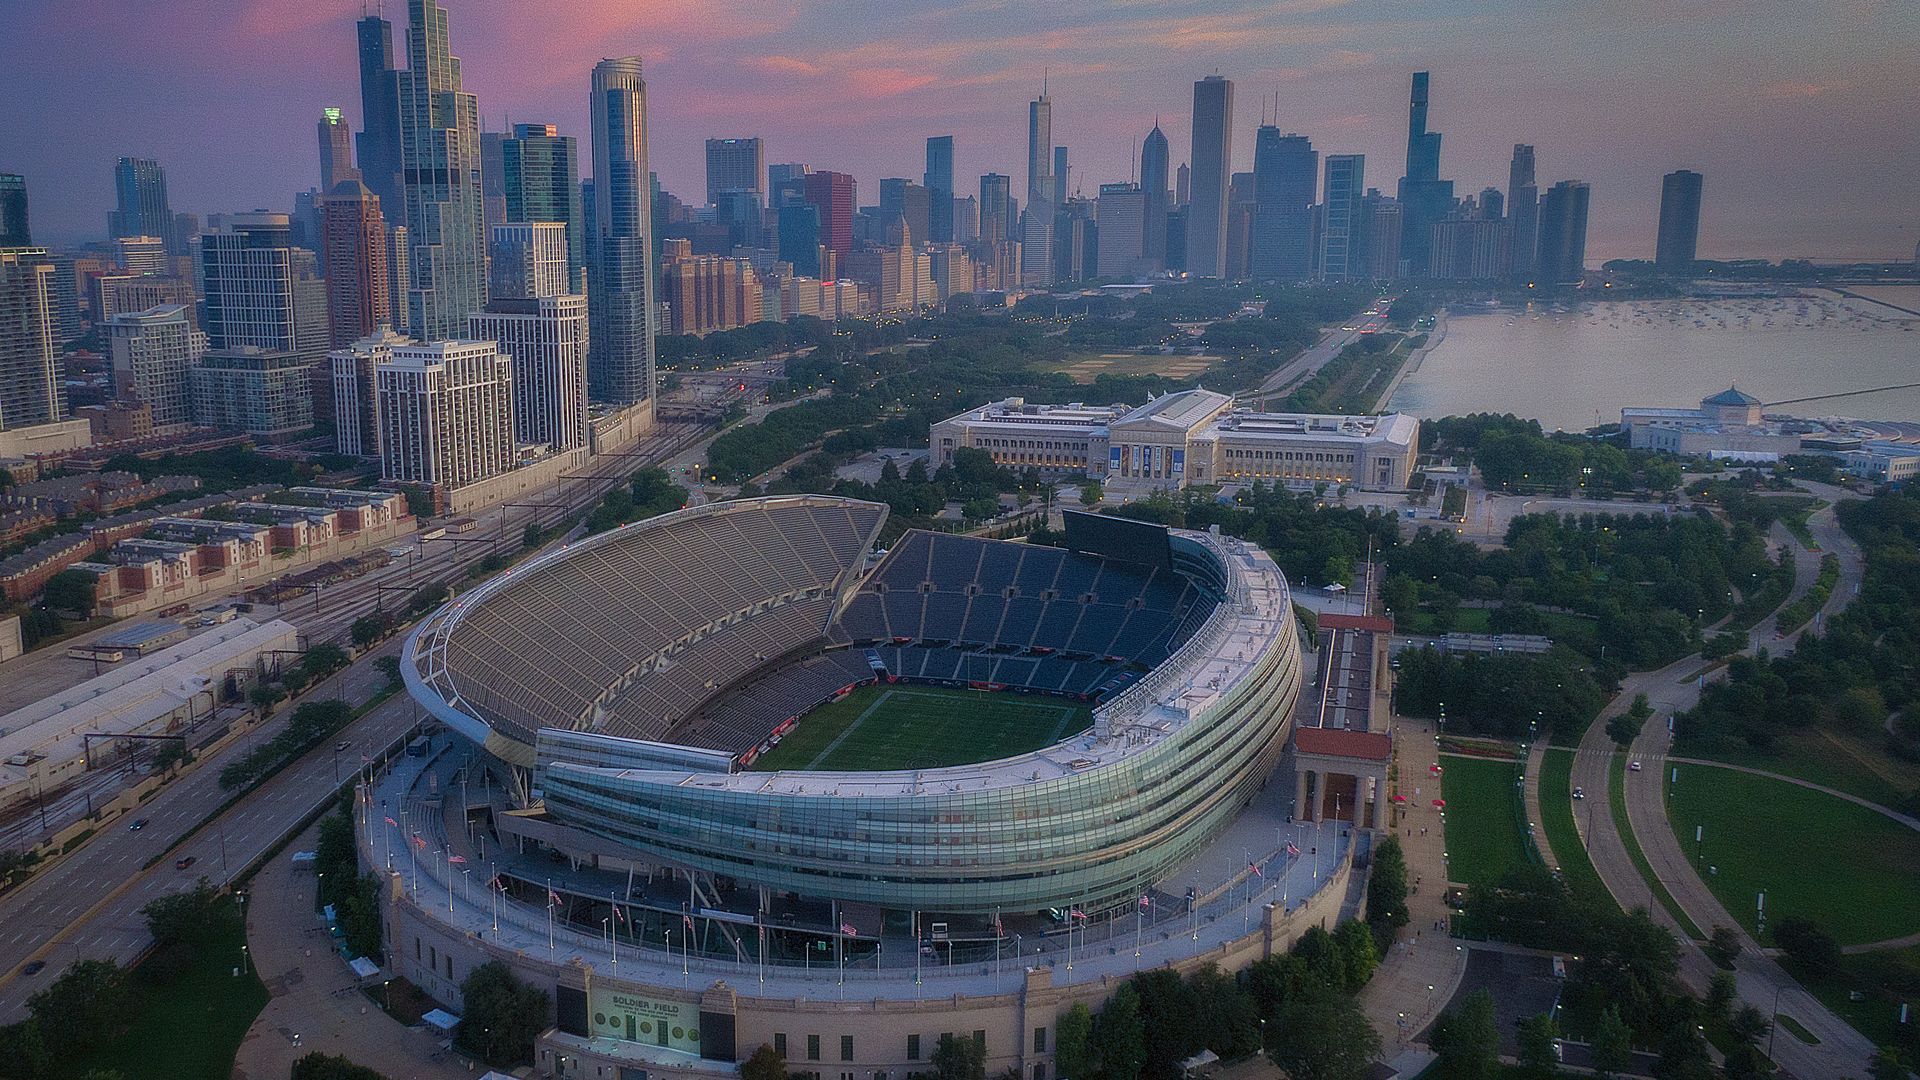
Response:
[1536,180,1591,284]
[802,171,855,265]
[0,174,28,247]
[1026,86,1053,210]
[1507,145,1538,280]
[1655,169,1703,272]
[768,163,810,207]
[318,107,359,190]
[116,236,168,277]
[777,203,821,278]
[1096,183,1146,278]
[108,304,203,427]
[1396,72,1455,277]
[501,123,585,291]
[587,57,658,409]
[489,222,570,300]
[1250,129,1316,280]
[479,130,509,234]
[1052,146,1069,205]
[109,158,175,250]
[878,179,931,246]
[1319,155,1365,282]
[376,340,516,489]
[398,0,486,341]
[1140,124,1170,270]
[199,213,327,362]
[330,327,409,458]
[385,224,411,336]
[0,249,62,431]
[355,13,404,209]
[705,138,765,208]
[1188,75,1234,278]
[470,293,588,451]
[924,136,954,243]
[319,179,391,348]
[1176,163,1190,208]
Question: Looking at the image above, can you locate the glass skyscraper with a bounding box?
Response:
[923,136,954,243]
[587,57,657,409]
[502,124,585,294]
[1187,76,1234,278]
[397,0,486,342]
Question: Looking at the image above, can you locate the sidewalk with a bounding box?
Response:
[1521,740,1558,873]
[232,820,472,1080]
[1357,713,1468,1057]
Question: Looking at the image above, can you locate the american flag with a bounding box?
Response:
[411,834,427,850]
[549,888,562,908]
[1286,841,1302,858]
[383,815,398,827]
[684,913,695,931]
[614,906,627,924]
[1138,895,1151,909]
[447,854,467,864]
[840,922,858,937]
[1249,860,1264,879]
[1070,908,1088,921]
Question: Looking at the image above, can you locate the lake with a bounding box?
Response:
[1387,287,1920,432]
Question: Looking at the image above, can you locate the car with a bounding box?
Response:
[21,960,45,976]
[128,818,149,831]
[334,741,351,752]
[175,856,197,870]
[1628,761,1643,772]
[1571,787,1585,800]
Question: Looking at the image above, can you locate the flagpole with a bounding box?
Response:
[547,879,555,952]
[835,900,844,986]
[610,890,619,965]
[447,850,454,913]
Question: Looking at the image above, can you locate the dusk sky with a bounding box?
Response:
[5,0,1916,262]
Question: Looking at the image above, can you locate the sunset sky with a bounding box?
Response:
[5,0,1915,261]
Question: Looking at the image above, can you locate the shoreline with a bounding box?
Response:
[1374,308,1447,412]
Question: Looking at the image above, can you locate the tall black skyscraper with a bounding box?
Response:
[1188,75,1234,278]
[1140,123,1169,270]
[1507,144,1538,280]
[1536,180,1591,284]
[1250,128,1316,280]
[924,136,954,243]
[0,174,27,247]
[1655,169,1703,271]
[109,157,175,249]
[355,13,403,210]
[1396,72,1454,277]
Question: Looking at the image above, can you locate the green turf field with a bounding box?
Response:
[1538,748,1609,905]
[1439,753,1531,888]
[1667,763,1920,947]
[748,684,1093,772]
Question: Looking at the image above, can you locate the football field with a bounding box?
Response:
[748,684,1093,772]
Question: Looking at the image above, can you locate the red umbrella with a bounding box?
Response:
[1390,794,1408,804]
[1430,764,1444,774]
[1432,798,1447,809]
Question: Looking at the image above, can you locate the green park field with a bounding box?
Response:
[1667,763,1920,947]
[1439,753,1532,888]
[748,685,1093,772]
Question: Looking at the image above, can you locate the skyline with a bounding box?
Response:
[2,1,1917,262]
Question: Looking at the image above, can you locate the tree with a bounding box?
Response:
[290,1054,391,1080]
[1054,1003,1094,1080]
[1430,989,1499,1080]
[0,1018,51,1080]
[249,683,285,715]
[376,655,403,688]
[350,614,392,648]
[1080,481,1103,506]
[26,959,129,1047]
[1773,915,1840,971]
[1333,918,1378,992]
[455,962,550,1067]
[1703,970,1738,1029]
[1365,841,1409,954]
[303,643,349,678]
[1095,984,1146,1080]
[1868,1048,1912,1080]
[1706,925,1742,968]
[1607,697,1650,749]
[41,569,97,618]
[1186,964,1260,1060]
[931,1032,986,1080]
[1589,1005,1632,1080]
[1515,1013,1561,1079]
[142,879,221,945]
[741,1043,787,1080]
[1267,981,1379,1080]
[523,522,545,549]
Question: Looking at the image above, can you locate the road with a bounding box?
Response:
[0,416,726,1020]
[1250,327,1362,400]
[1567,496,1873,1078]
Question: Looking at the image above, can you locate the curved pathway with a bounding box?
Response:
[1569,497,1877,1078]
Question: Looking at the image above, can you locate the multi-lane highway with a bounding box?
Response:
[0,416,717,1019]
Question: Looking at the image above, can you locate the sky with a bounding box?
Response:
[4,0,1917,262]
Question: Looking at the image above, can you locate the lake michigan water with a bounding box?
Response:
[1386,286,1920,432]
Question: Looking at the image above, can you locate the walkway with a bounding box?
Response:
[232,820,472,1080]
[1567,496,1876,1078]
[1520,740,1557,873]
[1357,714,1469,1058]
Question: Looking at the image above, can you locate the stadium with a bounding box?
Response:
[378,495,1360,1077]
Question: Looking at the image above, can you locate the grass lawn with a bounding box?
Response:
[1538,748,1610,905]
[749,684,1092,772]
[1044,351,1226,384]
[1439,753,1531,888]
[1678,726,1920,811]
[1782,945,1920,1050]
[1666,763,1920,947]
[69,898,268,1079]
[1610,755,1705,940]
